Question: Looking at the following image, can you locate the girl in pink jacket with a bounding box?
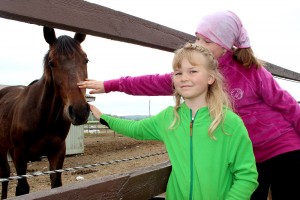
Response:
[79,10,300,200]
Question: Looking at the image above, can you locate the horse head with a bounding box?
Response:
[43,27,89,125]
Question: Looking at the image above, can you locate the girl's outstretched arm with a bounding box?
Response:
[82,73,173,96]
[104,73,173,95]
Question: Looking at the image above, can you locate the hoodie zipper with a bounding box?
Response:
[189,109,195,200]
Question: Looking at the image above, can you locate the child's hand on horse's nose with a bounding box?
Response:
[89,104,102,119]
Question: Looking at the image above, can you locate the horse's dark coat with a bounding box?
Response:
[0,27,89,199]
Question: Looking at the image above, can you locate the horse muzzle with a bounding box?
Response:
[67,103,90,125]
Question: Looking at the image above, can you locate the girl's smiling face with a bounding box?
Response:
[173,54,214,102]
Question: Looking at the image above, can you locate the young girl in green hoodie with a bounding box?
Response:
[89,43,258,200]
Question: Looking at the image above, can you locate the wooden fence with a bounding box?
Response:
[7,161,171,200]
[1,1,299,199]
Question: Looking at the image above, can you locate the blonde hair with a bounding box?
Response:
[170,43,232,139]
[233,47,264,68]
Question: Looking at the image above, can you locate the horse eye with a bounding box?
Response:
[48,60,54,68]
[85,58,89,64]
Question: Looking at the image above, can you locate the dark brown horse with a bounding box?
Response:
[0,27,90,199]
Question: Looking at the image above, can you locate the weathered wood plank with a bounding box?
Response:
[7,161,171,200]
[0,0,194,52]
[264,62,300,82]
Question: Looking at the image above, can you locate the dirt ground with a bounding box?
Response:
[6,131,169,199]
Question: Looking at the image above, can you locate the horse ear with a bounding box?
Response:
[43,27,56,45]
[74,33,86,43]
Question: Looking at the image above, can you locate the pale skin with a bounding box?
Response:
[195,34,226,59]
[173,56,215,117]
[89,103,102,120]
[77,79,105,94]
[77,34,224,94]
[89,55,215,119]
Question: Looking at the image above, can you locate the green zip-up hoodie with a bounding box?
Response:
[101,103,258,200]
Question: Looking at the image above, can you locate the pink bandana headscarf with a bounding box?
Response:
[196,10,250,50]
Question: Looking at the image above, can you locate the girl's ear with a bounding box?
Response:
[208,75,215,85]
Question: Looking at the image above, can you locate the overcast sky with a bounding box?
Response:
[0,0,299,115]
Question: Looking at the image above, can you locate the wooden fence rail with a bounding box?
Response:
[7,161,171,200]
[0,0,299,199]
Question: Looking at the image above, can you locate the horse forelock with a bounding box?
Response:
[53,35,85,58]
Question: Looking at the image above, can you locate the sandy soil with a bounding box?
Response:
[5,131,169,199]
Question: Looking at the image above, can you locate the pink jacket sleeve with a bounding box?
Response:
[103,73,173,96]
[259,67,300,133]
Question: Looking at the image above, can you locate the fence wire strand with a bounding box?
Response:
[0,151,167,183]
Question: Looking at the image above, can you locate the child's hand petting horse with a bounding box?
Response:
[78,79,105,94]
[89,104,102,120]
